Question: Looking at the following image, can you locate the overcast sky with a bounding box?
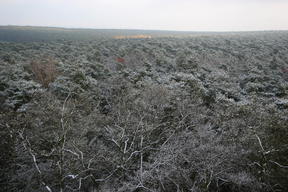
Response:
[0,0,287,31]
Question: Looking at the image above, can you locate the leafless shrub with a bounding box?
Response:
[31,57,58,88]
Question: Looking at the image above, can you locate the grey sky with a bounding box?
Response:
[0,0,287,31]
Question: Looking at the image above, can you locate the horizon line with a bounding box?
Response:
[1,25,288,33]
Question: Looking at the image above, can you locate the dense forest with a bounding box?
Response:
[0,27,288,192]
[0,26,209,42]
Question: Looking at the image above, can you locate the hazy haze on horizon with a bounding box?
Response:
[0,0,288,31]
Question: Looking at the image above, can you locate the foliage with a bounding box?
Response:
[1,31,288,192]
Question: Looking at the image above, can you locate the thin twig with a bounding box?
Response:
[269,160,288,169]
[140,135,144,182]
[19,132,53,192]
[255,134,265,152]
